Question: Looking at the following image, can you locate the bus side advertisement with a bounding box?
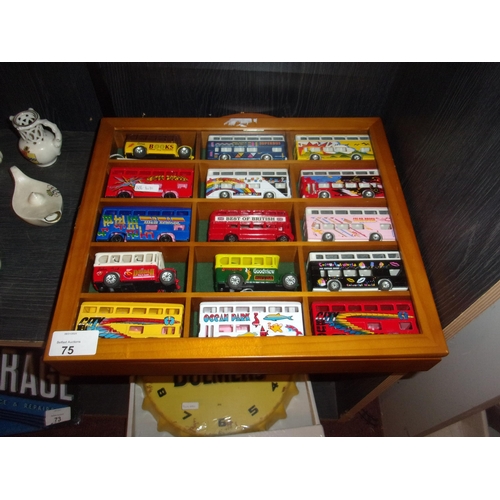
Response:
[295,135,374,161]
[105,167,194,199]
[199,301,304,337]
[311,299,419,335]
[76,302,184,338]
[95,206,191,242]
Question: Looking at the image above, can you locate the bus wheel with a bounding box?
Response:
[282,274,298,290]
[362,190,375,198]
[133,146,147,158]
[351,154,362,160]
[378,279,392,291]
[163,192,177,198]
[327,280,341,292]
[178,146,192,159]
[104,272,120,288]
[227,274,244,290]
[263,192,275,198]
[219,191,231,199]
[117,191,132,198]
[310,154,321,160]
[110,234,124,242]
[160,270,175,286]
[261,154,272,160]
[369,233,382,241]
[319,191,330,198]
[225,234,238,242]
[277,235,289,242]
[322,232,334,242]
[159,234,173,242]
[220,154,231,160]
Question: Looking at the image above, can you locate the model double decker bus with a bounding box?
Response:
[92,251,179,292]
[311,299,419,335]
[206,134,287,160]
[206,168,291,199]
[214,254,299,292]
[299,169,384,198]
[295,134,374,161]
[76,301,184,338]
[105,166,194,199]
[208,209,294,242]
[96,206,191,242]
[307,251,407,292]
[303,207,395,242]
[198,301,304,337]
[124,134,193,159]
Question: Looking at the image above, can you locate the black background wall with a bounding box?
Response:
[1,62,498,328]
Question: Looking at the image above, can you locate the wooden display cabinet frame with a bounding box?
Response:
[43,116,448,376]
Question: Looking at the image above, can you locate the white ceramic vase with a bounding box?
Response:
[10,166,63,226]
[10,108,62,167]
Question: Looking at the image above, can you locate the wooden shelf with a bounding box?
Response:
[43,116,448,376]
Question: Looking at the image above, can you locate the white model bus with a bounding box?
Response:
[198,301,304,337]
[205,168,291,199]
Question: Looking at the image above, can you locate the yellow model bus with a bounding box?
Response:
[75,301,184,338]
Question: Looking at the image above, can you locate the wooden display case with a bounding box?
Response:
[43,116,448,376]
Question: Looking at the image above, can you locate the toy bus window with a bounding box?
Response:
[350,210,363,215]
[218,256,230,266]
[253,306,267,313]
[381,223,393,230]
[129,326,144,334]
[397,304,411,311]
[365,304,378,312]
[337,223,349,230]
[380,304,395,311]
[221,147,231,152]
[312,222,321,230]
[247,148,258,153]
[326,270,342,278]
[134,255,144,262]
[330,305,347,312]
[162,326,175,335]
[236,325,250,334]
[163,307,178,315]
[234,147,245,153]
[122,255,133,263]
[344,270,358,278]
[372,253,386,259]
[389,269,401,276]
[399,322,413,331]
[345,182,357,189]
[236,171,248,175]
[314,305,329,313]
[131,307,147,315]
[98,306,115,314]
[146,253,154,262]
[235,306,251,314]
[218,325,234,333]
[365,210,378,215]
[368,322,382,331]
[242,256,253,266]
[202,306,217,314]
[320,209,335,215]
[359,269,373,277]
[97,255,108,264]
[268,306,283,313]
[220,306,234,313]
[340,254,356,259]
[249,183,261,189]
[285,306,300,313]
[351,223,365,230]
[348,305,362,312]
[83,306,98,313]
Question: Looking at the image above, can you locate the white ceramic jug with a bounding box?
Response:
[10,108,62,167]
[10,166,63,226]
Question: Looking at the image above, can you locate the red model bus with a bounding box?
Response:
[105,166,194,198]
[311,299,419,335]
[208,209,294,242]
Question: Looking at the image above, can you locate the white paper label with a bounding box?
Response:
[134,183,161,192]
[48,330,99,357]
[182,402,199,410]
[45,407,71,426]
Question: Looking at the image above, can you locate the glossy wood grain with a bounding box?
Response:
[42,116,448,376]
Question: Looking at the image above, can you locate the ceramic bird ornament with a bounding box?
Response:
[10,166,63,226]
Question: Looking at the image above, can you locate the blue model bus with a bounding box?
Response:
[206,134,287,160]
[96,206,191,242]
